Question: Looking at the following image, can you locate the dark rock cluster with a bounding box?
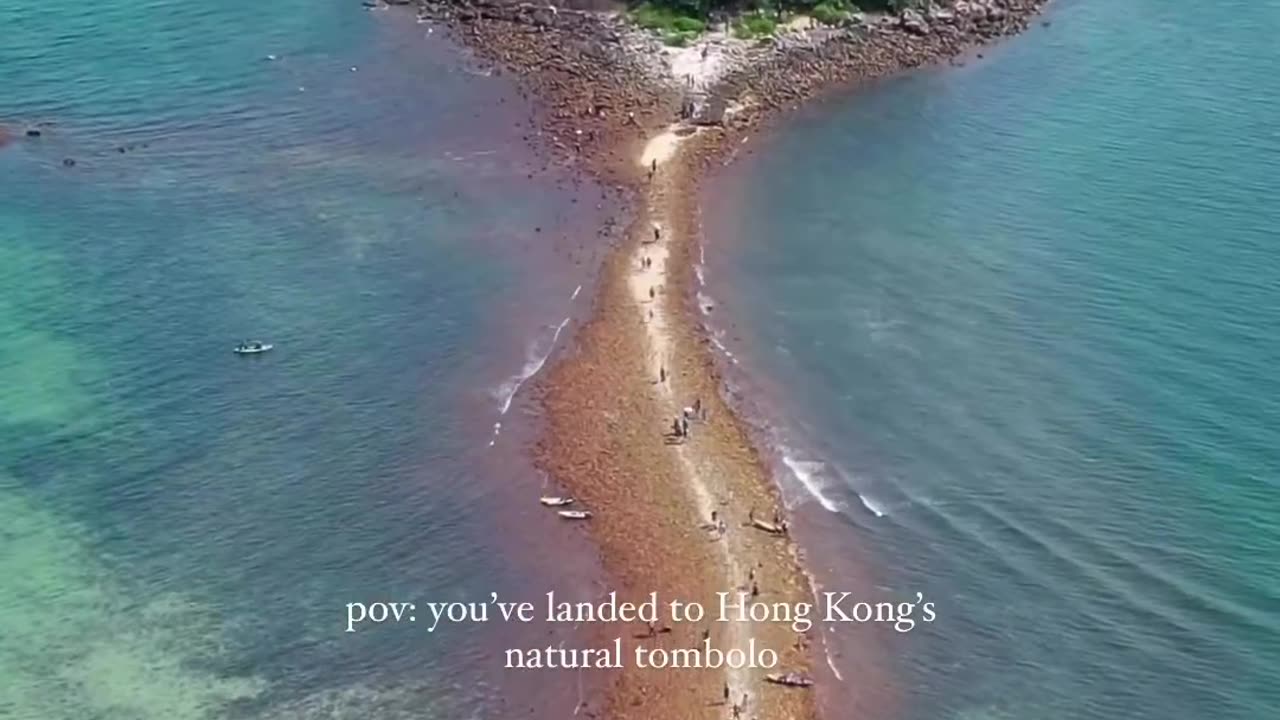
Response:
[412,0,1048,175]
[418,0,680,185]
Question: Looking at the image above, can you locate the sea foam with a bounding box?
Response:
[780,454,843,513]
[495,316,571,416]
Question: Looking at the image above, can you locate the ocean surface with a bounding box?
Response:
[1,1,611,718]
[705,0,1279,718]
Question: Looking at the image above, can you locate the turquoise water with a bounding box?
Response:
[2,2,605,717]
[709,0,1279,718]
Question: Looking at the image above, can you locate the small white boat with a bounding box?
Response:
[750,518,787,535]
[540,496,575,507]
[234,341,273,355]
[765,672,814,688]
[557,510,592,520]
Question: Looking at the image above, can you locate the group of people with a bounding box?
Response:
[669,397,705,441]
[722,683,750,719]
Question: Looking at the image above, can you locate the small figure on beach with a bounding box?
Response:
[652,223,661,242]
[723,681,730,703]
[671,418,682,438]
[693,397,702,415]
[681,416,690,437]
[647,620,657,638]
[651,157,657,175]
[751,581,760,598]
[649,286,655,300]
[711,510,718,524]
[660,366,666,382]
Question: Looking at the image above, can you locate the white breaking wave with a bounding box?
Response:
[858,493,887,518]
[494,316,571,416]
[709,334,737,363]
[696,291,716,316]
[780,454,842,513]
[824,636,845,681]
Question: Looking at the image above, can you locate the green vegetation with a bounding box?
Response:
[630,2,707,33]
[810,1,851,25]
[732,12,778,39]
[629,0,922,41]
[629,0,921,19]
[630,1,708,44]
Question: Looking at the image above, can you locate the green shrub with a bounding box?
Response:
[673,16,706,32]
[742,12,778,36]
[631,2,706,34]
[810,2,848,24]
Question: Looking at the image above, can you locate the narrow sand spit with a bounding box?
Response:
[630,128,755,702]
[639,129,681,170]
[627,128,815,718]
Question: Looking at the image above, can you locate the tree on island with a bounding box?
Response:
[629,0,931,44]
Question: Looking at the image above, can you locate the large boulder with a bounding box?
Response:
[693,94,729,126]
[900,8,930,35]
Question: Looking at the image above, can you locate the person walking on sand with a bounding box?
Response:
[660,366,666,382]
[651,158,657,175]
[649,286,655,300]
[652,223,661,242]
[723,682,730,703]
[751,581,760,598]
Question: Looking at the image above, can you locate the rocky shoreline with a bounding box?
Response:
[405,1,1048,718]
[413,0,1048,171]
